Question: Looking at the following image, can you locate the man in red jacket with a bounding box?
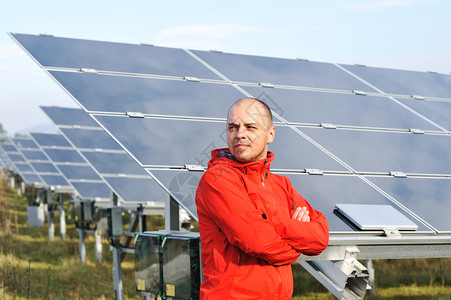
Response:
[195,98,329,299]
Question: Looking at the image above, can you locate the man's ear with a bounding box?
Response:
[267,126,275,144]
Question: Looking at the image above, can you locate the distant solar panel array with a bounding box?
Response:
[6,33,451,236]
[40,106,165,212]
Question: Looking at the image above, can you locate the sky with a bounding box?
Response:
[1,0,451,136]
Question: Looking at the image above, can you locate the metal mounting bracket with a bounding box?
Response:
[184,164,204,171]
[383,227,402,238]
[299,246,370,300]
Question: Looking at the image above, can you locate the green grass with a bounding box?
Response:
[1,174,451,299]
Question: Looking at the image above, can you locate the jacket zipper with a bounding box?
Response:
[261,174,277,213]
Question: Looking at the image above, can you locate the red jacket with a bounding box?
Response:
[195,149,329,299]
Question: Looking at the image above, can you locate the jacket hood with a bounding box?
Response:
[208,148,274,174]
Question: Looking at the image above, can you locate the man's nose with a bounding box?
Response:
[236,126,246,139]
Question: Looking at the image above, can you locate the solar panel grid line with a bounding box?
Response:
[77,148,126,154]
[237,81,387,98]
[101,174,152,179]
[56,125,104,131]
[75,69,227,84]
[68,178,105,183]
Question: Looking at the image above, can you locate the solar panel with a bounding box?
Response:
[12,33,451,237]
[300,128,451,175]
[49,71,245,117]
[70,181,111,200]
[59,128,122,150]
[7,153,26,162]
[21,150,48,161]
[14,162,34,172]
[12,138,39,149]
[57,165,101,180]
[12,33,221,79]
[41,106,99,127]
[192,50,379,92]
[81,151,147,175]
[1,144,18,152]
[32,132,71,147]
[340,64,451,99]
[30,162,58,173]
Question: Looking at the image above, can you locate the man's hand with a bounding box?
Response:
[291,207,310,222]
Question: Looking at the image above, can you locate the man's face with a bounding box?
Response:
[226,100,275,163]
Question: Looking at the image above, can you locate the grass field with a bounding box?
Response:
[1,173,450,299]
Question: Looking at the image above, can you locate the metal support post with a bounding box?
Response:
[112,242,124,300]
[365,259,375,296]
[78,228,86,265]
[9,175,15,189]
[95,229,103,263]
[46,189,54,241]
[165,196,180,230]
[58,193,66,240]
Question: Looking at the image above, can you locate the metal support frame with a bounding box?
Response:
[298,234,451,299]
[108,192,144,300]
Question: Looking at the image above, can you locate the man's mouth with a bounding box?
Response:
[234,144,249,149]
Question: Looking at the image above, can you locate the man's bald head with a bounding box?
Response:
[227,98,273,129]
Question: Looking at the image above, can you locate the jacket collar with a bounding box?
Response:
[209,148,274,174]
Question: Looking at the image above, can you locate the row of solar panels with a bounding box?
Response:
[0,106,166,212]
[5,33,451,235]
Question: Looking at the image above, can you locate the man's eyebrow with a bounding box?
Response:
[227,121,258,126]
